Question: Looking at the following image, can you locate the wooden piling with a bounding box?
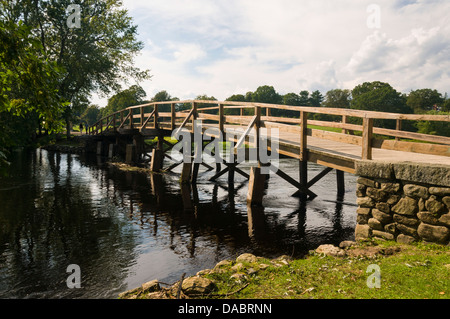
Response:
[336,169,345,197]
[247,167,266,205]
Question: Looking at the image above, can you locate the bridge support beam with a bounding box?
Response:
[246,167,267,206]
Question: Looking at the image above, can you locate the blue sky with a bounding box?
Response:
[94,0,450,105]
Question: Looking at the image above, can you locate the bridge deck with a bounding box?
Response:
[199,124,449,174]
[89,100,450,175]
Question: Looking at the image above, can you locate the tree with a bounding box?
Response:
[322,89,351,109]
[283,93,301,106]
[406,89,444,113]
[101,85,147,117]
[298,90,310,106]
[81,105,101,127]
[309,90,324,107]
[0,13,68,173]
[2,0,151,137]
[351,81,410,129]
[252,85,282,104]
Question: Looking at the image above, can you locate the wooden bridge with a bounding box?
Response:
[88,100,450,204]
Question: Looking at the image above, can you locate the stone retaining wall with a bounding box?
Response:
[355,161,450,245]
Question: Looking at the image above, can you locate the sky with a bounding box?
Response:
[93,0,450,106]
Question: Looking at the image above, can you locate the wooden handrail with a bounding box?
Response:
[89,99,449,159]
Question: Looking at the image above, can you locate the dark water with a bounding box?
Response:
[0,149,357,299]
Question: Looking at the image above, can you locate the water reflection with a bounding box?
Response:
[0,149,356,299]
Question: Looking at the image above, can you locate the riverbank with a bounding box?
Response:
[119,239,449,299]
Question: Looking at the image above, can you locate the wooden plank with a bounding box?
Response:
[224,115,253,125]
[268,165,317,198]
[310,129,362,146]
[372,138,450,157]
[198,113,220,121]
[174,108,194,137]
[373,127,450,145]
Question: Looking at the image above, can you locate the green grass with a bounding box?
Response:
[203,240,449,299]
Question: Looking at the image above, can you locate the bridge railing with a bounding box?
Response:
[89,100,450,160]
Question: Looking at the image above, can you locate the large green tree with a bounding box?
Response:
[351,81,410,129]
[2,0,150,137]
[101,84,147,117]
[406,89,444,113]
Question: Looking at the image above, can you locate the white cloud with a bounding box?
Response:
[90,0,450,106]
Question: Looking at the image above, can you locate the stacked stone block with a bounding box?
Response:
[355,176,450,245]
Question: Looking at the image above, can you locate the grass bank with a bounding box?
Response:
[122,239,449,300]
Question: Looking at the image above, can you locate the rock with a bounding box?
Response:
[380,182,401,193]
[403,184,429,199]
[384,223,397,235]
[258,263,270,271]
[396,234,416,244]
[429,187,450,196]
[214,260,233,269]
[387,195,401,205]
[393,214,420,227]
[376,202,390,213]
[236,253,258,263]
[417,223,450,244]
[356,162,394,179]
[372,208,393,224]
[372,230,395,240]
[417,212,440,225]
[368,218,384,231]
[392,197,418,216]
[443,197,450,209]
[356,184,366,197]
[231,263,244,272]
[366,187,388,201]
[355,224,371,240]
[357,197,376,208]
[425,196,446,214]
[339,240,357,249]
[357,177,377,188]
[181,277,216,296]
[230,273,248,282]
[392,162,450,187]
[357,207,371,224]
[396,223,418,238]
[142,280,160,293]
[118,286,141,299]
[438,213,450,227]
[315,244,346,257]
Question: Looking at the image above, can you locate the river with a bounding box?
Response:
[0,148,357,299]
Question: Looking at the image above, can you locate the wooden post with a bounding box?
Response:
[171,103,176,130]
[150,148,163,171]
[254,106,261,163]
[140,106,145,127]
[362,117,374,160]
[336,170,345,197]
[247,167,266,205]
[154,104,159,129]
[181,161,193,184]
[219,103,224,133]
[129,110,134,129]
[342,115,348,134]
[192,102,198,133]
[395,119,402,141]
[299,111,308,200]
[126,144,135,164]
[300,111,308,162]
